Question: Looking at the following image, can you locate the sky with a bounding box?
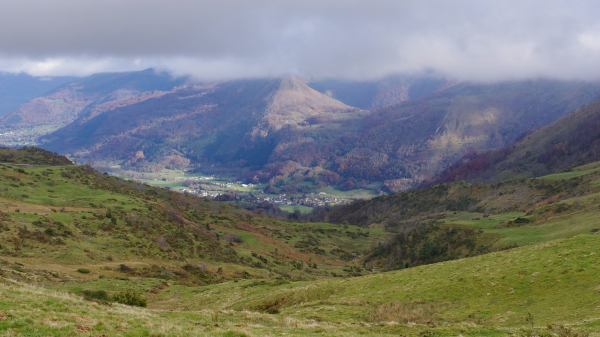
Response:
[1,0,600,81]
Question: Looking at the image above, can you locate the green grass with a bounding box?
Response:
[485,204,600,246]
[278,205,314,214]
[5,149,600,335]
[315,186,379,199]
[0,276,512,336]
[443,211,527,229]
[176,234,600,332]
[540,160,600,180]
[0,161,388,291]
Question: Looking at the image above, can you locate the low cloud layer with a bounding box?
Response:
[1,0,600,81]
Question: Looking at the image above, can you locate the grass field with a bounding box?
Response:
[2,234,600,336]
[4,152,600,335]
[278,205,314,214]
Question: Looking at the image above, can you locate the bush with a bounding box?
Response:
[224,233,244,243]
[112,290,147,307]
[77,268,91,274]
[81,290,109,301]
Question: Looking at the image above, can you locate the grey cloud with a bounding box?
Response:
[1,0,600,81]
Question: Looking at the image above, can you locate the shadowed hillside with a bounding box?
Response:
[347,80,600,191]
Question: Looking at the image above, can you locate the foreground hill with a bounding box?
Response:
[306,156,600,273]
[424,95,600,186]
[0,148,385,288]
[2,233,599,335]
[2,151,600,334]
[0,146,72,166]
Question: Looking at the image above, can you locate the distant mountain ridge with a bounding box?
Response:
[2,69,600,193]
[0,72,78,117]
[0,69,190,132]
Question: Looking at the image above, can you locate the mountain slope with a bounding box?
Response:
[0,69,189,145]
[345,79,600,191]
[2,152,600,335]
[423,95,600,186]
[7,74,600,195]
[0,146,72,165]
[0,72,77,117]
[40,76,360,170]
[3,229,600,335]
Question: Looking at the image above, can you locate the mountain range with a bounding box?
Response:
[2,69,600,193]
[4,71,600,335]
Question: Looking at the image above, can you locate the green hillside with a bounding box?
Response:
[2,234,599,336]
[0,146,73,166]
[3,148,600,335]
[0,148,385,286]
[309,158,600,272]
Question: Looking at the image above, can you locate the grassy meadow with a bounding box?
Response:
[2,153,600,335]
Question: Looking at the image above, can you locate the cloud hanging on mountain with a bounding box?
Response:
[1,0,600,81]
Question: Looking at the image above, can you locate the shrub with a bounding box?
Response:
[81,290,109,301]
[45,228,55,236]
[112,290,147,307]
[224,233,244,243]
[514,217,531,224]
[266,307,280,314]
[77,268,91,274]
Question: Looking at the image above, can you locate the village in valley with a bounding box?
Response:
[118,169,357,214]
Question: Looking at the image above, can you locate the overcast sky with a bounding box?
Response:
[1,0,599,81]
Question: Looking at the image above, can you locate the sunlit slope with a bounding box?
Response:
[424,96,600,186]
